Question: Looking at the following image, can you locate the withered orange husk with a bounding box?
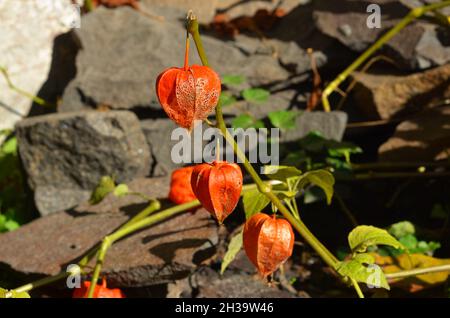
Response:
[156,65,221,130]
[72,278,125,298]
[243,213,295,277]
[190,161,243,223]
[168,166,197,205]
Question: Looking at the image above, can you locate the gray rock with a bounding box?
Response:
[352,64,450,120]
[0,177,219,287]
[282,111,348,143]
[15,110,151,215]
[379,106,450,162]
[60,6,290,113]
[192,267,299,298]
[310,0,450,70]
[141,118,180,177]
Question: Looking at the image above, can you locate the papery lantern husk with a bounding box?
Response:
[190,161,243,223]
[243,213,295,277]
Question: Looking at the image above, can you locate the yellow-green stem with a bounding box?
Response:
[321,0,450,112]
[0,66,54,107]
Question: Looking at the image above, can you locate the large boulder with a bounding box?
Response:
[59,6,290,113]
[15,110,151,215]
[310,0,450,70]
[0,0,79,133]
[379,106,450,162]
[0,177,218,287]
[352,64,450,120]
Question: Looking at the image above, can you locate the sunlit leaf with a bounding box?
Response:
[337,257,390,290]
[268,110,299,130]
[242,88,270,103]
[263,165,302,182]
[349,225,404,253]
[222,75,246,86]
[231,114,264,129]
[220,231,243,275]
[297,170,334,204]
[243,189,271,219]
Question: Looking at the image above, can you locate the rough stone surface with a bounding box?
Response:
[379,106,450,162]
[0,177,218,287]
[15,111,151,215]
[281,111,348,143]
[310,0,450,70]
[352,64,450,120]
[0,0,82,132]
[60,6,290,113]
[215,0,308,19]
[192,268,298,298]
[142,0,217,23]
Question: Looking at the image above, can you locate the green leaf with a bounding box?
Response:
[263,165,302,182]
[388,221,415,239]
[242,88,270,103]
[337,258,389,290]
[243,189,271,219]
[297,170,334,204]
[0,288,30,298]
[268,110,299,130]
[1,137,17,155]
[113,184,129,197]
[398,234,418,250]
[89,176,116,205]
[220,231,243,275]
[431,204,448,220]
[222,75,246,86]
[4,219,19,231]
[231,114,264,129]
[219,92,237,107]
[348,225,404,253]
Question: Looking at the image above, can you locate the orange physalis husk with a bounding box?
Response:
[72,278,125,298]
[156,36,221,130]
[190,161,243,224]
[168,166,197,207]
[243,213,295,277]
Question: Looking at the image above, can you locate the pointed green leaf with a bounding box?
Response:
[89,176,116,205]
[268,110,299,130]
[263,165,302,182]
[222,75,246,86]
[243,189,271,219]
[337,259,389,290]
[231,114,264,129]
[297,170,334,204]
[221,231,243,275]
[242,88,270,103]
[349,225,404,253]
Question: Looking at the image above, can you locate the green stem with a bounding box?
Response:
[351,278,364,298]
[321,0,450,112]
[385,264,450,280]
[187,15,339,271]
[86,199,162,297]
[0,66,54,107]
